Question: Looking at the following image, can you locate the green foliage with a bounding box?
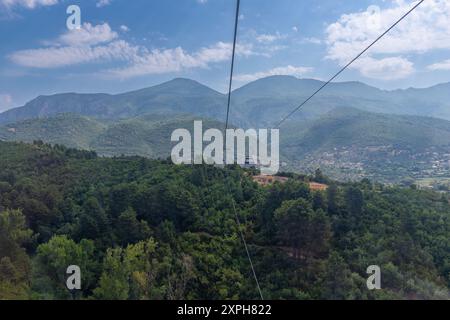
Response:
[0,141,449,300]
[32,236,96,299]
[0,209,33,299]
[275,199,331,260]
[115,207,152,246]
[94,238,195,300]
[319,252,366,300]
[94,239,158,300]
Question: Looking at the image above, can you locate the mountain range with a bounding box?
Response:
[1,76,450,184]
[2,76,450,127]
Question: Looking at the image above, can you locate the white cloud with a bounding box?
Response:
[0,94,13,112]
[195,41,254,63]
[10,23,127,68]
[105,47,202,78]
[427,59,450,71]
[9,22,257,79]
[325,0,450,80]
[197,0,207,4]
[292,26,298,33]
[96,0,111,7]
[120,25,130,32]
[352,56,414,80]
[58,23,118,46]
[10,40,138,68]
[0,0,57,9]
[106,42,256,79]
[256,32,285,44]
[239,29,290,57]
[234,65,313,82]
[303,37,322,45]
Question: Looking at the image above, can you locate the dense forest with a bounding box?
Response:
[0,140,449,300]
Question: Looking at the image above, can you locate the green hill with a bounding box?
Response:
[281,108,450,182]
[91,114,225,158]
[0,113,225,159]
[283,107,450,152]
[0,113,106,150]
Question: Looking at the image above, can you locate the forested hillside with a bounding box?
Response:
[0,113,225,158]
[3,108,450,185]
[282,107,450,183]
[0,141,448,300]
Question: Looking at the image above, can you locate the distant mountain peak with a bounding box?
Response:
[121,77,223,98]
[170,77,202,84]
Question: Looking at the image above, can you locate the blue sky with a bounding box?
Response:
[1,0,450,111]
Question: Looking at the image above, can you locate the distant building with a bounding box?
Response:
[252,175,289,186]
[308,182,329,191]
[252,176,330,190]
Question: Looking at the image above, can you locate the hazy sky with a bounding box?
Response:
[1,0,450,110]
